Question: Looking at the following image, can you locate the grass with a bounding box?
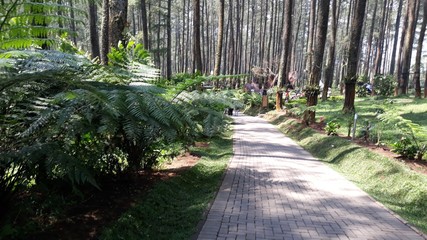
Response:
[264,112,427,234]
[100,129,233,240]
[311,96,427,146]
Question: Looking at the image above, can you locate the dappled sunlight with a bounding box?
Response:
[198,115,425,239]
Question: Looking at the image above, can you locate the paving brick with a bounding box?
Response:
[197,115,426,240]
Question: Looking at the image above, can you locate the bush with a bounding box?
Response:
[325,121,341,136]
[391,137,418,159]
[374,75,396,96]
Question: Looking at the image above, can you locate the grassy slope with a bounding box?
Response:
[100,130,233,240]
[315,96,427,144]
[265,112,427,234]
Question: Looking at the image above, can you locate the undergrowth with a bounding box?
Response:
[100,128,233,240]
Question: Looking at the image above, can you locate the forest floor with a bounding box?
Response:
[27,116,427,239]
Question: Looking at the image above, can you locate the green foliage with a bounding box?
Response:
[0,47,233,211]
[359,120,372,142]
[377,106,427,160]
[331,96,344,102]
[243,91,262,108]
[101,131,233,240]
[174,91,234,137]
[105,40,159,84]
[316,96,427,147]
[0,46,240,238]
[391,137,419,160]
[374,75,396,97]
[325,121,341,136]
[155,72,197,88]
[0,0,85,49]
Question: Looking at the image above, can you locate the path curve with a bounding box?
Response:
[197,115,425,240]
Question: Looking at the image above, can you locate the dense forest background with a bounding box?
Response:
[3,0,425,93]
[7,0,423,96]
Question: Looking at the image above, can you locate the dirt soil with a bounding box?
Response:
[25,150,203,240]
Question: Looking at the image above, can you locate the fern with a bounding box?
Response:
[377,106,427,160]
[174,91,233,137]
[0,0,85,49]
[0,49,169,195]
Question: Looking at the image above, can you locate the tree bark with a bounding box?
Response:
[370,0,388,95]
[100,0,110,65]
[322,0,340,101]
[276,0,294,111]
[192,0,203,73]
[414,0,426,98]
[213,0,225,76]
[166,0,172,80]
[398,0,418,95]
[343,0,367,113]
[140,0,149,50]
[89,0,100,59]
[305,0,330,124]
[389,0,403,75]
[305,0,317,77]
[109,0,128,49]
[363,0,378,77]
[69,0,77,46]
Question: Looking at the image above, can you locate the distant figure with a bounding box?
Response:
[365,83,372,94]
[288,71,298,85]
[244,79,260,93]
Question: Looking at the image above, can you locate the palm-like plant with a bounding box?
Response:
[0,48,197,204]
[0,0,85,49]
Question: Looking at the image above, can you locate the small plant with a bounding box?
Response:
[325,121,341,136]
[416,144,426,161]
[360,121,372,142]
[391,137,418,159]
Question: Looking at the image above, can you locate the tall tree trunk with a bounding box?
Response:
[100,0,110,65]
[305,0,330,124]
[305,0,317,76]
[69,0,77,46]
[227,0,235,75]
[370,0,388,95]
[389,0,403,75]
[166,0,172,80]
[398,0,418,95]
[109,0,128,49]
[140,0,149,49]
[213,0,225,76]
[425,63,427,98]
[322,0,340,101]
[193,0,203,73]
[89,0,100,59]
[414,0,426,98]
[343,0,367,113]
[363,0,378,77]
[276,0,294,110]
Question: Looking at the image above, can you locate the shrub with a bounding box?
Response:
[325,121,341,136]
[373,75,396,96]
[391,137,418,159]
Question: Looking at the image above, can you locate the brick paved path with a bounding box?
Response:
[197,115,425,240]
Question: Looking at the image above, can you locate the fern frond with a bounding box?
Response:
[0,0,85,49]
